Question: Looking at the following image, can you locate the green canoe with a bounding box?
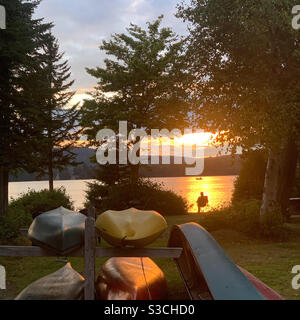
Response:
[168,223,265,300]
[15,263,85,300]
[28,206,86,255]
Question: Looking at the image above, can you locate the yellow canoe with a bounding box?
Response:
[95,207,167,247]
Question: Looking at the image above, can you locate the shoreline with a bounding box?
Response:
[9,174,238,184]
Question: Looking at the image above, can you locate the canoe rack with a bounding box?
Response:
[0,207,183,300]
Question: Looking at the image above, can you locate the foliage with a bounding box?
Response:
[232,150,267,203]
[0,0,52,214]
[80,16,193,184]
[177,0,300,224]
[85,178,189,216]
[196,201,260,235]
[23,32,82,190]
[178,0,300,150]
[199,200,289,240]
[0,188,73,244]
[0,206,30,244]
[9,187,74,218]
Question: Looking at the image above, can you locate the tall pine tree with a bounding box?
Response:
[26,32,82,191]
[0,0,52,215]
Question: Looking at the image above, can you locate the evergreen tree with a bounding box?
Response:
[26,32,82,191]
[0,0,52,215]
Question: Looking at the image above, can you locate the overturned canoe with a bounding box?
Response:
[96,257,168,300]
[15,263,85,300]
[95,208,167,247]
[168,223,265,300]
[238,267,284,300]
[169,223,284,300]
[28,206,86,255]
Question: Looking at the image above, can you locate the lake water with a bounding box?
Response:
[9,176,237,212]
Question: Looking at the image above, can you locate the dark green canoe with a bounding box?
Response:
[28,206,86,255]
[168,223,265,300]
[15,263,85,300]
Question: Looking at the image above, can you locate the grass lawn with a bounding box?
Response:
[1,214,300,300]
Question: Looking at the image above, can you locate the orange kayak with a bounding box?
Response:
[96,257,168,300]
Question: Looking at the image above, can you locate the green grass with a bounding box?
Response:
[1,215,300,300]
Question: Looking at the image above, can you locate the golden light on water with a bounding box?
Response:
[152,176,236,213]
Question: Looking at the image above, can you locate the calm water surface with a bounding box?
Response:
[151,176,236,212]
[9,176,237,212]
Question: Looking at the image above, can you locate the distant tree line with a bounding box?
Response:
[9,152,241,182]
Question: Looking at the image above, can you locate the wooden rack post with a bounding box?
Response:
[84,206,96,300]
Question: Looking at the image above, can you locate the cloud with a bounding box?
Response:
[34,0,187,102]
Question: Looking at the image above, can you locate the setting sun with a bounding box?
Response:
[177,132,218,147]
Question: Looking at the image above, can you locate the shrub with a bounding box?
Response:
[199,199,290,240]
[85,178,189,216]
[0,188,73,244]
[198,200,261,233]
[9,187,74,219]
[0,206,32,245]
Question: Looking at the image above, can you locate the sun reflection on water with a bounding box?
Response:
[151,176,237,213]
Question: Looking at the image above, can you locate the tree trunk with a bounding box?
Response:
[48,150,54,192]
[260,148,284,225]
[130,164,140,184]
[0,166,9,216]
[129,136,141,184]
[277,137,298,218]
[260,137,298,225]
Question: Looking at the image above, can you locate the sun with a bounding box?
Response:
[178,132,217,147]
[142,131,218,152]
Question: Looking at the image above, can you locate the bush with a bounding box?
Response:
[199,200,290,240]
[85,178,189,216]
[0,188,73,244]
[0,206,32,245]
[199,200,261,234]
[9,187,74,219]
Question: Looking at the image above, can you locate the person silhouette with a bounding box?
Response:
[197,192,208,213]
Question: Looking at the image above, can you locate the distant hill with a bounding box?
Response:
[140,155,241,177]
[9,148,241,182]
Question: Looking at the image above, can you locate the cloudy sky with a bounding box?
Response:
[35,0,188,105]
